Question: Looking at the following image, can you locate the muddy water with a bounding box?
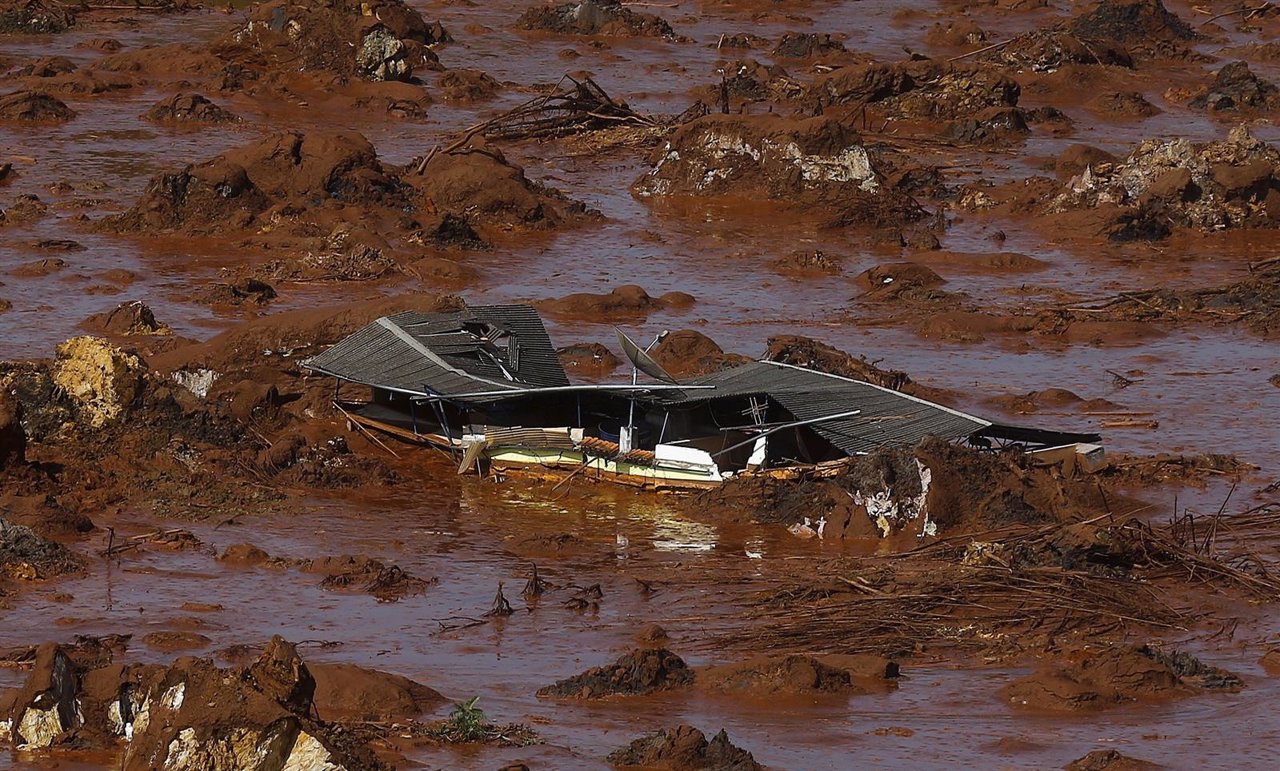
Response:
[4,0,1280,768]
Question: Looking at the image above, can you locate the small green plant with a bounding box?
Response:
[447,696,487,742]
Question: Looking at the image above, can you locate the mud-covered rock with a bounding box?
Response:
[310,662,445,721]
[608,725,763,770]
[772,32,847,61]
[0,90,75,123]
[15,56,76,77]
[538,285,692,320]
[50,337,147,429]
[144,93,239,124]
[538,648,693,699]
[634,113,922,228]
[945,106,1028,145]
[1053,125,1280,237]
[516,0,676,38]
[84,301,171,337]
[1189,61,1280,113]
[650,330,748,379]
[1085,91,1161,118]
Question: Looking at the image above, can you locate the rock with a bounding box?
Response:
[1065,749,1162,770]
[0,90,75,122]
[309,662,445,721]
[144,93,239,124]
[537,648,694,699]
[0,644,81,749]
[50,336,147,429]
[0,391,25,469]
[608,725,763,770]
[1189,61,1280,112]
[356,25,410,81]
[242,636,314,714]
[84,300,171,336]
[1211,159,1274,200]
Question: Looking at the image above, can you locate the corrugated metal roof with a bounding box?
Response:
[657,361,990,454]
[303,304,567,397]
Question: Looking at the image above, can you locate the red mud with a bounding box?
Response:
[3,0,1280,768]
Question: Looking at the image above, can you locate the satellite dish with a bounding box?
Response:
[616,328,678,384]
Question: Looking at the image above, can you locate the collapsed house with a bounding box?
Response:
[302,305,1101,491]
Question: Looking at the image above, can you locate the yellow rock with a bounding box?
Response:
[51,336,145,429]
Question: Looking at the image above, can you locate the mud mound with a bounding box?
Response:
[84,301,171,337]
[608,725,763,770]
[0,0,74,33]
[439,69,501,102]
[856,262,946,301]
[556,342,620,378]
[698,654,859,696]
[1084,91,1160,118]
[634,113,922,228]
[516,0,676,38]
[989,0,1196,70]
[310,662,446,722]
[111,130,406,235]
[406,140,596,232]
[769,249,842,276]
[144,93,239,124]
[0,518,83,581]
[1002,645,1242,712]
[0,90,75,123]
[1066,750,1161,770]
[222,0,446,82]
[15,55,76,77]
[538,285,693,321]
[1051,124,1280,238]
[650,330,749,378]
[537,648,693,699]
[1189,62,1280,113]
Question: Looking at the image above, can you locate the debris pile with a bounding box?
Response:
[515,0,676,38]
[478,76,653,141]
[633,113,923,228]
[1051,125,1280,238]
[223,0,447,82]
[0,0,75,34]
[1189,61,1280,113]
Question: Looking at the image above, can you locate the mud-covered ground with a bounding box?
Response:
[3,0,1280,768]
